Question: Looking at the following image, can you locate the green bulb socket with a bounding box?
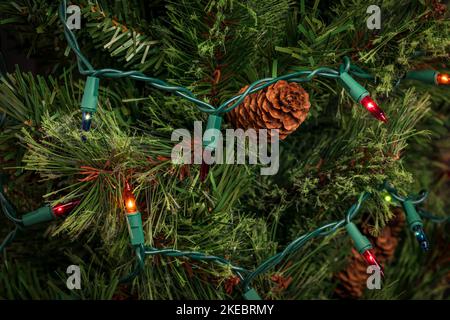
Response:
[81,76,100,113]
[243,288,262,300]
[402,199,423,230]
[404,70,437,85]
[339,72,369,103]
[346,222,372,254]
[22,206,55,227]
[202,114,222,151]
[126,211,145,246]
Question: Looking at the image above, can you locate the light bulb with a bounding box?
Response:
[436,73,450,85]
[82,111,93,132]
[362,249,384,278]
[360,96,388,123]
[51,200,81,218]
[412,225,429,251]
[123,182,137,214]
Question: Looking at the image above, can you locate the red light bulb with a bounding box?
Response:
[123,182,137,214]
[360,96,388,123]
[437,73,450,85]
[51,200,81,218]
[362,249,384,277]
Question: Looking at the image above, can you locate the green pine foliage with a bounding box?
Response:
[0,0,449,299]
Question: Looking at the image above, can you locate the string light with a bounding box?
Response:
[401,199,430,251]
[339,70,387,123]
[52,200,81,218]
[345,221,384,277]
[80,76,100,137]
[436,73,450,85]
[21,200,80,227]
[57,0,396,131]
[81,112,92,131]
[58,0,446,130]
[2,0,447,298]
[405,70,450,86]
[2,180,448,298]
[123,182,137,214]
[359,96,387,123]
[412,225,429,251]
[123,182,145,246]
[383,182,431,252]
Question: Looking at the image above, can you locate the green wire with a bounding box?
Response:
[384,180,429,204]
[58,0,377,117]
[0,180,22,225]
[0,179,22,253]
[5,0,441,294]
[144,246,250,276]
[0,228,18,253]
[119,245,146,283]
[241,191,370,290]
[417,209,450,223]
[119,190,372,290]
[118,185,447,292]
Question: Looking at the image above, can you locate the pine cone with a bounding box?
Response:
[334,211,405,299]
[376,236,398,263]
[227,80,310,140]
[335,249,369,298]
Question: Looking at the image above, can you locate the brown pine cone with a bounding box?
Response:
[334,211,405,299]
[335,248,369,298]
[227,80,310,140]
[373,228,399,261]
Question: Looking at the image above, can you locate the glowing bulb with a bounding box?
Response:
[359,96,388,123]
[51,200,81,218]
[412,225,429,251]
[437,73,450,85]
[362,249,384,277]
[123,182,138,214]
[81,111,93,132]
[126,198,136,213]
[366,101,375,110]
[384,195,392,202]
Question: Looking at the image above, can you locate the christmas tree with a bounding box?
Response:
[0,0,449,300]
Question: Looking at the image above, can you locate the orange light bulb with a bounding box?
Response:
[126,198,136,213]
[123,182,137,214]
[437,73,450,85]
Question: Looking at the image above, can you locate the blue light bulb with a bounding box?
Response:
[81,111,93,132]
[412,225,429,251]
